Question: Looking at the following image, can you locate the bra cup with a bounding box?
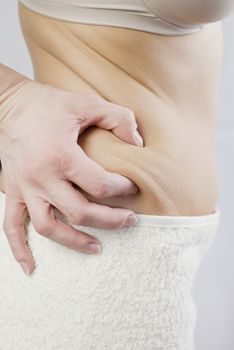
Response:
[142,0,198,27]
[143,0,234,25]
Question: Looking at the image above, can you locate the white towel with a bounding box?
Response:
[0,191,219,350]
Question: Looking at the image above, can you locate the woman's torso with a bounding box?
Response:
[0,3,222,215]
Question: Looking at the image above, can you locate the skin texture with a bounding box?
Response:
[12,3,222,217]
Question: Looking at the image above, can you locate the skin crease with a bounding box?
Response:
[0,3,222,216]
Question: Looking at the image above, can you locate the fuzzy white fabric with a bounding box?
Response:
[0,191,219,350]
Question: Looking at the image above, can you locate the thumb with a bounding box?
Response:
[80,99,144,147]
[112,117,144,147]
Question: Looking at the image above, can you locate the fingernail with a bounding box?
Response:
[85,242,102,255]
[134,131,143,147]
[124,213,138,226]
[19,261,30,275]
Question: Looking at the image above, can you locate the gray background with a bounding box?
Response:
[0,1,233,349]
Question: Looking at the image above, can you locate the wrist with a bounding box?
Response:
[0,64,31,99]
[0,64,33,127]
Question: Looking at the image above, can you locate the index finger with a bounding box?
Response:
[2,194,35,274]
[61,144,138,198]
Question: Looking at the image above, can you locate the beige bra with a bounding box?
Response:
[19,0,234,36]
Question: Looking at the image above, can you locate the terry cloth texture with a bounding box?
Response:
[0,190,219,350]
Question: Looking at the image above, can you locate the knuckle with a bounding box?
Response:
[108,216,123,229]
[32,216,52,236]
[46,149,61,167]
[13,251,27,263]
[3,222,16,236]
[122,108,136,122]
[24,164,45,185]
[58,152,72,173]
[92,177,111,198]
[67,206,86,225]
[46,147,71,172]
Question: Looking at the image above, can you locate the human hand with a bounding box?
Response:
[0,79,143,274]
